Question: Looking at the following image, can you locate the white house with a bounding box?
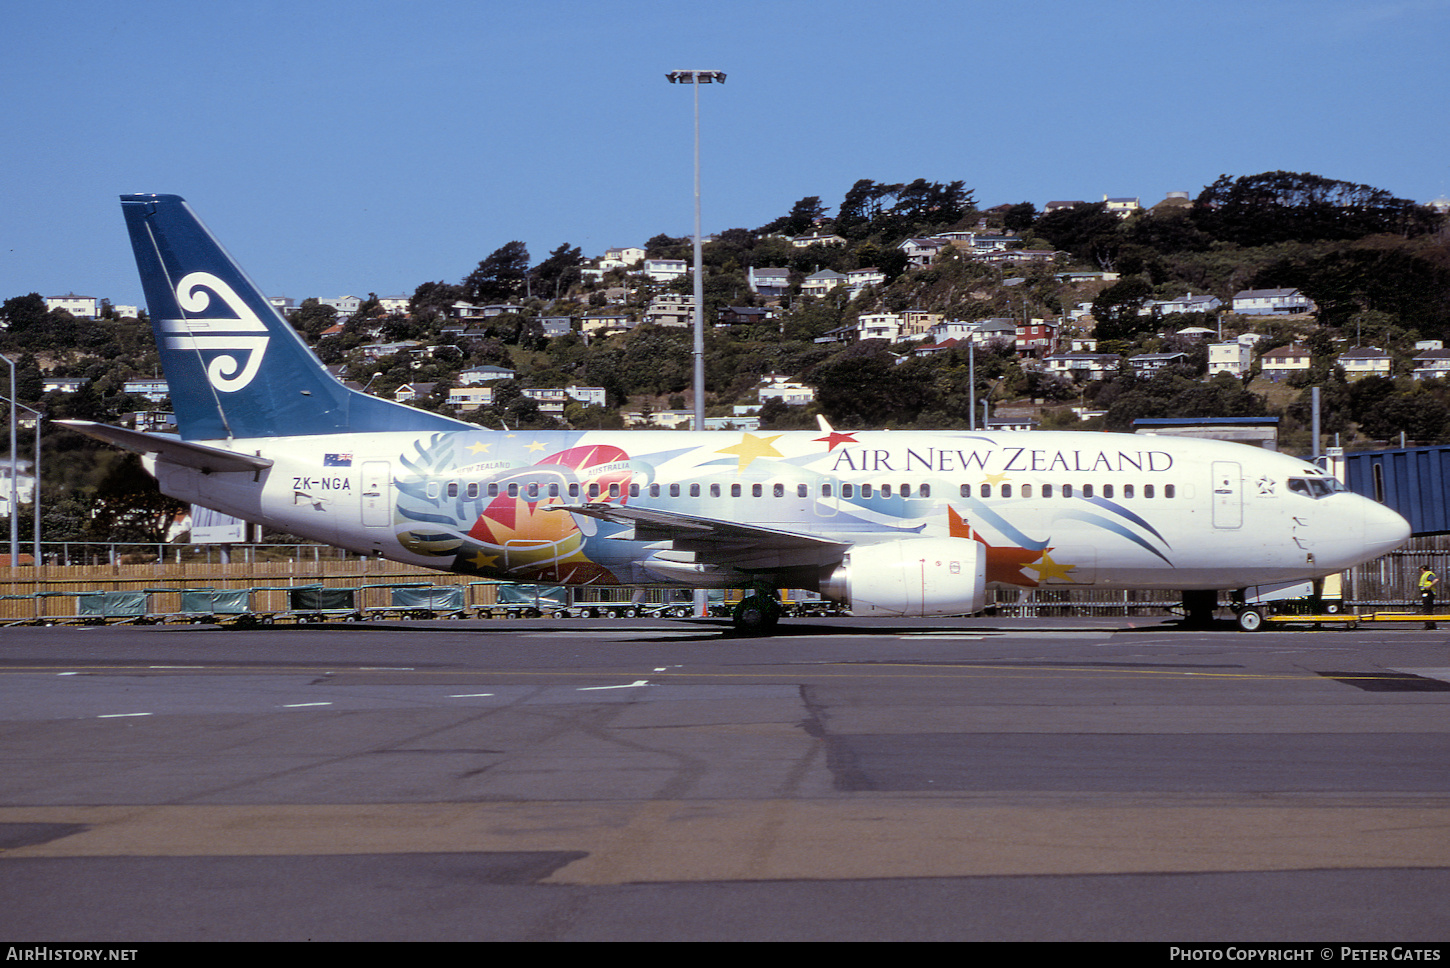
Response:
[644,259,688,283]
[45,294,98,317]
[447,386,494,410]
[1233,288,1315,316]
[856,313,902,341]
[644,293,696,327]
[1208,340,1253,378]
[757,374,815,406]
[801,270,847,297]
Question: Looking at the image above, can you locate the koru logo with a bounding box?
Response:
[158,271,270,392]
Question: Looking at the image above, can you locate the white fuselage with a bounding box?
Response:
[146,427,1410,597]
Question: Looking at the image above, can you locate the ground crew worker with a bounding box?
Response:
[1419,565,1438,629]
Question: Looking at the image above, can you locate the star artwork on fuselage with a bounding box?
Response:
[716,432,784,472]
[814,430,858,452]
[947,505,1058,587]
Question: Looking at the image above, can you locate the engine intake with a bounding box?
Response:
[822,538,987,617]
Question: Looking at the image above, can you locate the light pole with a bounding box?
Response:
[665,69,725,432]
[1,355,15,567]
[0,397,42,566]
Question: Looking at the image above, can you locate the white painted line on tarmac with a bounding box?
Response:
[578,680,651,691]
[98,712,151,718]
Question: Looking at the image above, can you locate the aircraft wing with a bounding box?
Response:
[554,503,849,571]
[57,421,274,474]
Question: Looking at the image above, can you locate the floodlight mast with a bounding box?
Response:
[664,70,725,432]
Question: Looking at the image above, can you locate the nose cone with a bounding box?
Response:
[1364,498,1412,559]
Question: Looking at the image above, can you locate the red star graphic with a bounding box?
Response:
[813,430,858,451]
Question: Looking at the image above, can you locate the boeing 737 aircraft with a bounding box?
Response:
[63,194,1411,631]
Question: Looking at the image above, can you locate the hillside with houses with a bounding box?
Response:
[4,170,1450,540]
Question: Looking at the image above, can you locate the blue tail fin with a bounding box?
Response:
[121,194,472,441]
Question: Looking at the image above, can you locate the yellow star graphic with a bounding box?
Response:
[715,432,783,472]
[469,551,499,571]
[467,441,491,455]
[1028,551,1076,583]
[981,472,1009,486]
[525,440,547,453]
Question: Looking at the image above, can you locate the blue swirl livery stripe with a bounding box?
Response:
[1055,509,1174,565]
[960,496,1050,551]
[1084,496,1170,546]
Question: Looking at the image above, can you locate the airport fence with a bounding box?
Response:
[0,537,1444,623]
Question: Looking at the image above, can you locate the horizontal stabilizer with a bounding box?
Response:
[57,421,273,473]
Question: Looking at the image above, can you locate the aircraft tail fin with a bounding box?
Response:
[120,194,471,441]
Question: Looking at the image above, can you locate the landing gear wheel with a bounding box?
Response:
[732,595,781,635]
[1236,607,1265,632]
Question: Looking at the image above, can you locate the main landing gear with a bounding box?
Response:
[1180,589,1219,629]
[732,584,783,635]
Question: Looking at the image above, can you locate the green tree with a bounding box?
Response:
[464,241,530,303]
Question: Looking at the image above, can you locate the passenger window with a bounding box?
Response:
[466,482,479,499]
[447,482,459,498]
[548,484,559,497]
[1042,484,1052,498]
[751,484,762,498]
[981,483,991,498]
[508,483,519,497]
[649,484,660,498]
[1083,484,1093,498]
[629,484,639,497]
[426,482,440,499]
[1020,484,1031,498]
[588,483,600,498]
[882,484,892,497]
[1165,484,1175,499]
[796,484,807,498]
[490,483,501,497]
[731,484,741,498]
[710,484,721,498]
[1063,484,1073,498]
[776,483,786,498]
[1144,484,1154,498]
[566,483,576,498]
[690,484,700,497]
[822,483,833,497]
[920,483,930,497]
[843,484,854,498]
[1103,484,1113,499]
[670,483,680,498]
[862,483,873,497]
[1002,484,1012,498]
[528,483,539,497]
[960,484,971,497]
[1123,484,1133,498]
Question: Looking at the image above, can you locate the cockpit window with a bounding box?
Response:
[1288,476,1346,499]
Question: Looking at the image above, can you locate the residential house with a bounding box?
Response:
[845,267,885,296]
[1142,293,1223,317]
[800,270,847,297]
[757,374,815,406]
[393,382,436,403]
[1413,348,1450,381]
[644,293,696,327]
[898,237,948,267]
[970,318,1018,346]
[581,313,633,338]
[1016,319,1059,358]
[898,310,944,341]
[447,386,494,410]
[1208,339,1254,378]
[41,376,87,394]
[1337,346,1392,380]
[458,365,516,385]
[1233,288,1315,316]
[717,306,772,328]
[643,259,688,283]
[123,379,169,401]
[790,233,847,248]
[856,312,902,341]
[748,266,791,298]
[1046,353,1121,381]
[984,248,1063,266]
[600,246,645,270]
[1129,351,1188,376]
[1259,343,1313,381]
[45,294,98,317]
[1103,196,1142,219]
[538,316,574,338]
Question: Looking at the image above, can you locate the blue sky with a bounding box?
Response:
[4,0,1448,308]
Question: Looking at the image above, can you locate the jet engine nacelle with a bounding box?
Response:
[822,538,987,617]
